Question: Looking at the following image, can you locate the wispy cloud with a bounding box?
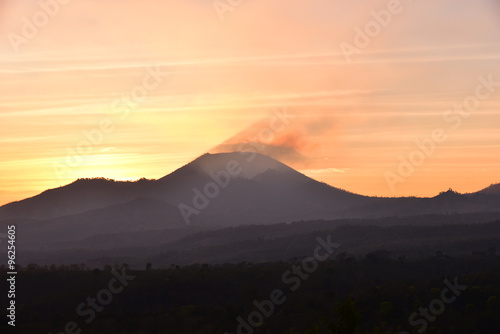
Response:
[1,0,500,204]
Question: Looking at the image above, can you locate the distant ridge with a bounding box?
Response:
[478,183,500,195]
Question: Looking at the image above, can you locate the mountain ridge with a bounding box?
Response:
[0,152,499,224]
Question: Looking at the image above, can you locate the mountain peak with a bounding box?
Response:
[437,188,461,196]
[188,151,295,179]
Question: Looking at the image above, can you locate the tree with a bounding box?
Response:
[326,299,361,334]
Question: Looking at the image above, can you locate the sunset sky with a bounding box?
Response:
[1,0,500,205]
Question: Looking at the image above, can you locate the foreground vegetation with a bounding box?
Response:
[3,252,500,333]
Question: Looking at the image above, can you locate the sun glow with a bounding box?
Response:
[1,0,499,205]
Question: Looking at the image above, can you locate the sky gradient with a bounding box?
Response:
[1,0,500,205]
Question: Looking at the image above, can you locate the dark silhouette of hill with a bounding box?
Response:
[0,177,158,220]
[13,197,186,247]
[0,152,370,224]
[1,152,500,266]
[0,152,499,227]
[10,213,500,266]
[478,183,500,195]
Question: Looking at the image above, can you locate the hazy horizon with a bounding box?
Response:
[1,150,498,207]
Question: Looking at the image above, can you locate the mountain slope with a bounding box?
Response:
[0,178,158,220]
[0,152,369,223]
[157,152,371,225]
[1,153,499,227]
[478,183,500,196]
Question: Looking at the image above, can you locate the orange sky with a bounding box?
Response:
[1,0,500,205]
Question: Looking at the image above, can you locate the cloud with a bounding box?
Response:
[209,112,339,167]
